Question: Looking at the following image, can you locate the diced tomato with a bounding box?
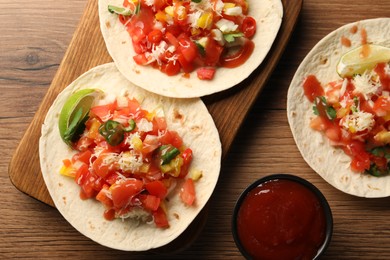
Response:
[133,53,151,65]
[72,150,93,164]
[145,180,168,199]
[179,148,193,178]
[75,136,95,151]
[75,163,90,185]
[111,179,144,208]
[325,125,342,142]
[204,38,224,66]
[180,178,196,206]
[177,53,194,73]
[152,116,167,133]
[76,165,103,200]
[310,116,329,131]
[142,134,160,155]
[241,16,256,38]
[92,155,112,178]
[90,103,115,121]
[140,194,161,211]
[105,172,119,185]
[373,96,390,116]
[177,34,198,63]
[197,67,216,80]
[103,209,116,221]
[96,185,113,208]
[147,29,163,44]
[162,60,181,76]
[159,130,183,148]
[343,140,371,172]
[153,207,169,228]
[153,0,167,11]
[62,159,72,168]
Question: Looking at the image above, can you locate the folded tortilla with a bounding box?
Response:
[287,18,390,198]
[98,0,283,98]
[39,63,222,250]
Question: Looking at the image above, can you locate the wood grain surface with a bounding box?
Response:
[2,0,390,259]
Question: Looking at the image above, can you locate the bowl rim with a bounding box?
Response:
[231,173,333,259]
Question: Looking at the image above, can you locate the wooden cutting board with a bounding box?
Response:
[8,0,302,251]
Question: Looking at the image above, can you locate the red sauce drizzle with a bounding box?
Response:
[360,28,368,45]
[350,25,358,34]
[220,40,255,68]
[303,75,324,102]
[341,36,351,47]
[237,179,327,260]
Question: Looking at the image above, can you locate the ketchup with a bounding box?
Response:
[303,75,324,103]
[236,179,327,260]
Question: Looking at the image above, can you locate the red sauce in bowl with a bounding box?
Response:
[233,176,331,260]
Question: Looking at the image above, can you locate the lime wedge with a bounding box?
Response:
[58,89,99,146]
[337,44,390,78]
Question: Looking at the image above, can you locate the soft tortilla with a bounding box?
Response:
[98,0,283,98]
[39,63,222,250]
[287,18,390,198]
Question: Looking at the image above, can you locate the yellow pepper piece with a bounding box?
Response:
[131,135,143,151]
[383,113,390,122]
[223,3,236,10]
[155,11,167,22]
[190,169,203,181]
[165,6,174,17]
[59,165,77,178]
[197,12,213,29]
[139,163,150,173]
[191,28,201,36]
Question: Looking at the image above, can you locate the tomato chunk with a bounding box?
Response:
[111,179,144,208]
[180,178,196,206]
[145,180,168,199]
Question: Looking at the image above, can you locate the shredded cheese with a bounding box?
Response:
[118,151,144,173]
[352,70,381,98]
[340,111,375,133]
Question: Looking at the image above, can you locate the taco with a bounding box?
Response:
[39,63,222,250]
[287,18,390,198]
[98,0,283,98]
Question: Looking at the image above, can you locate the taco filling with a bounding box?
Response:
[39,63,222,250]
[59,93,199,228]
[303,59,390,176]
[107,0,256,80]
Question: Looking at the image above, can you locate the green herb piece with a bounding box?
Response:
[63,108,89,143]
[224,33,244,43]
[313,96,336,120]
[99,120,124,146]
[134,2,141,14]
[351,96,359,112]
[191,0,202,3]
[108,5,133,16]
[326,106,337,120]
[195,42,205,56]
[123,119,136,132]
[366,164,389,177]
[370,146,390,159]
[160,145,181,165]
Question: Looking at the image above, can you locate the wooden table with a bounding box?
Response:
[2,0,390,258]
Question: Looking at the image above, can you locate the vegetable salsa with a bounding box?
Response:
[108,0,256,80]
[60,95,197,228]
[303,61,390,176]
